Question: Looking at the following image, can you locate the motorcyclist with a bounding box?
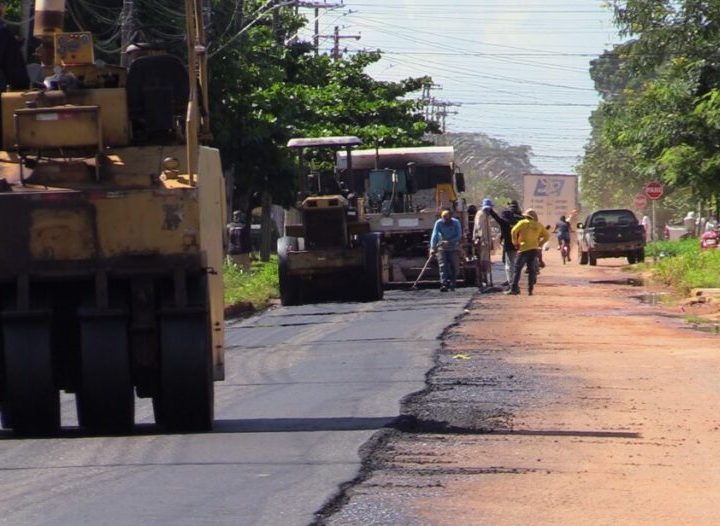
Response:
[553,215,572,261]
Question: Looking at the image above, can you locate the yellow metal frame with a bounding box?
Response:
[14,105,103,182]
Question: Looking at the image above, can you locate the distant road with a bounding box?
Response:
[0,289,472,526]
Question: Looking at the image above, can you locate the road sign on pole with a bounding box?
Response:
[634,193,648,209]
[644,181,664,200]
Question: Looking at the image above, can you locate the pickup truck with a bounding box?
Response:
[577,209,646,265]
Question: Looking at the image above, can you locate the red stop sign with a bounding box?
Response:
[644,181,664,200]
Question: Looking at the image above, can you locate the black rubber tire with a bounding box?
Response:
[579,250,588,265]
[627,254,636,264]
[2,317,60,436]
[359,233,384,301]
[158,312,214,432]
[0,401,11,430]
[463,264,479,288]
[0,331,8,429]
[76,317,134,433]
[589,253,597,266]
[151,395,164,426]
[278,236,302,306]
[637,249,645,263]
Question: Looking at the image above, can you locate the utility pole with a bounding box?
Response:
[420,81,442,121]
[294,1,343,56]
[419,82,460,133]
[20,0,33,61]
[120,0,136,67]
[433,101,460,133]
[318,25,360,60]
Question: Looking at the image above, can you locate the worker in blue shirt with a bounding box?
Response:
[430,208,462,291]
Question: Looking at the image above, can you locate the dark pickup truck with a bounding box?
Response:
[577,209,646,265]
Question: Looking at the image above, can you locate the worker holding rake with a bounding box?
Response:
[430,208,462,292]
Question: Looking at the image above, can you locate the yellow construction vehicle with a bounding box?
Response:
[279,137,383,305]
[0,0,225,434]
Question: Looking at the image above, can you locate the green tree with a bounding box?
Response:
[580,1,720,217]
[207,1,437,212]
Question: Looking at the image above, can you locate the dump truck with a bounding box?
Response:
[335,146,473,286]
[278,137,383,305]
[0,0,225,434]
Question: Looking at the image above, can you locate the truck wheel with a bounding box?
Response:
[2,316,60,436]
[579,251,588,265]
[0,401,11,430]
[76,316,134,433]
[627,254,636,264]
[278,236,302,306]
[462,264,478,288]
[588,253,597,266]
[158,312,214,431]
[637,249,645,263]
[360,233,383,302]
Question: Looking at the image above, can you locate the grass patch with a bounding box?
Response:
[224,256,279,310]
[684,314,715,325]
[644,239,720,294]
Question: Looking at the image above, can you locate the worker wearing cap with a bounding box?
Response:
[430,208,462,292]
[0,1,28,92]
[473,198,495,289]
[507,208,550,296]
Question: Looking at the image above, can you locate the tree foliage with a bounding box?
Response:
[580,1,720,216]
[207,0,438,209]
[433,132,536,205]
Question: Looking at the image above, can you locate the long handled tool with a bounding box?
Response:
[481,212,494,287]
[411,253,435,289]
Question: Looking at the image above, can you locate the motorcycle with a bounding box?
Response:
[700,229,719,250]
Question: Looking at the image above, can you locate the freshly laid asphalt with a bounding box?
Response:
[0,288,473,525]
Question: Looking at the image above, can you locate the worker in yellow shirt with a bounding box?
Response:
[506,209,550,296]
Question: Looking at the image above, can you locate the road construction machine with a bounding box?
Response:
[336,146,474,287]
[278,137,383,306]
[0,0,225,434]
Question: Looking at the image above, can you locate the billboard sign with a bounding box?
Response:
[522,174,578,228]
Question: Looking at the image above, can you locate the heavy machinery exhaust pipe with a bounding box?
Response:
[34,0,65,38]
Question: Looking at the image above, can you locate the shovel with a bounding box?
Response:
[411,253,435,290]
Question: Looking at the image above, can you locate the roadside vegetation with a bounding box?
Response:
[643,239,720,293]
[224,258,279,313]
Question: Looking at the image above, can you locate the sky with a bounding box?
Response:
[298,0,624,175]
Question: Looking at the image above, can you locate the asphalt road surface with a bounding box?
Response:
[0,289,473,525]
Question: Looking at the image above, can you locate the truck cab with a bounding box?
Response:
[577,209,646,265]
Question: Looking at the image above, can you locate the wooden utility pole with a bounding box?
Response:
[434,101,460,133]
[120,0,136,67]
[420,82,441,121]
[318,25,360,59]
[294,1,343,56]
[20,0,33,61]
[419,83,460,133]
[259,188,273,262]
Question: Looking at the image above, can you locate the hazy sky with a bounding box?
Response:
[300,0,623,175]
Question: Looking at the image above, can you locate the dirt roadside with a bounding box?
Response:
[319,250,720,525]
